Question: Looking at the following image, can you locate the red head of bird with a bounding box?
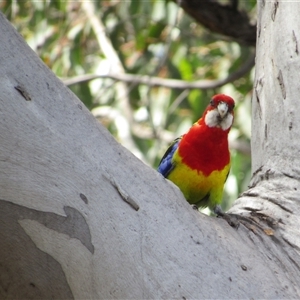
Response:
[200,94,235,132]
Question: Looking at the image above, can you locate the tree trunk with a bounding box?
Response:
[230,1,300,294]
[1,2,300,299]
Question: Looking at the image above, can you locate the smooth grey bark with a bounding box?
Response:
[0,2,300,299]
[230,0,300,296]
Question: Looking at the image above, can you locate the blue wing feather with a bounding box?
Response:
[157,138,181,178]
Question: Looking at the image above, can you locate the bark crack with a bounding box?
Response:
[292,30,299,55]
[103,174,140,211]
[14,85,31,101]
[271,0,279,22]
[277,70,286,99]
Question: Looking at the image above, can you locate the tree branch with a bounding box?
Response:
[174,0,256,46]
[63,51,255,90]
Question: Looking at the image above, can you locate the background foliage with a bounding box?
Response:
[1,0,255,212]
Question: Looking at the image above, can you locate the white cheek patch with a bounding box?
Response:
[205,109,233,130]
[221,113,233,130]
[205,110,219,128]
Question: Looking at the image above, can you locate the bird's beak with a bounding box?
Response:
[217,102,228,118]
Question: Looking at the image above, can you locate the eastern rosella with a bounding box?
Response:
[158,94,235,217]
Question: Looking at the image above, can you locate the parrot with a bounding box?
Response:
[158,94,235,220]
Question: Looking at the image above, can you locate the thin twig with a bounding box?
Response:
[168,89,190,115]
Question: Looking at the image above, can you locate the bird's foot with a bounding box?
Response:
[214,205,239,228]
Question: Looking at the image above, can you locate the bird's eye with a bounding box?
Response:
[210,99,215,106]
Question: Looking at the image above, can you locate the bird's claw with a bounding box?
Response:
[217,213,240,228]
[214,205,239,228]
[191,204,199,210]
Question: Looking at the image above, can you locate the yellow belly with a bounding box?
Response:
[167,155,230,209]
